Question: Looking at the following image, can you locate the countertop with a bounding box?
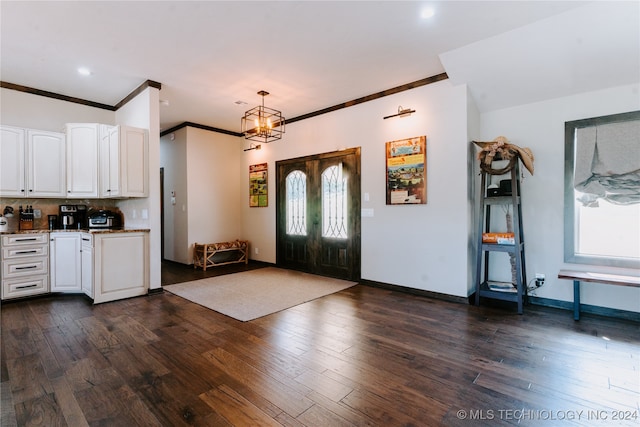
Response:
[0,228,150,235]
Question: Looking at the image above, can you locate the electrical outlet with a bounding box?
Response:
[255,247,259,255]
[33,209,41,219]
[535,273,545,281]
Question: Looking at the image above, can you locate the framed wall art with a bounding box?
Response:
[386,136,427,205]
[249,163,268,207]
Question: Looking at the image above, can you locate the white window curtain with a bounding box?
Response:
[574,119,640,206]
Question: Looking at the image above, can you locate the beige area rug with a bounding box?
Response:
[163,267,357,322]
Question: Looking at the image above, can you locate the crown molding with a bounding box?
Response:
[287,73,448,125]
[1,81,116,110]
[160,121,243,138]
[3,73,448,137]
[0,79,162,112]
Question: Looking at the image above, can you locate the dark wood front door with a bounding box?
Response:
[276,148,361,281]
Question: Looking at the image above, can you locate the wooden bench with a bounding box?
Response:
[193,240,248,271]
[557,270,640,320]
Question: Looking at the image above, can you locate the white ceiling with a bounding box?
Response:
[1,1,637,133]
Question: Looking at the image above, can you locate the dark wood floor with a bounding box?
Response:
[2,263,639,426]
[161,259,271,286]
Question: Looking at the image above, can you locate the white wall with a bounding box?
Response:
[6,79,637,313]
[480,83,640,312]
[115,87,161,289]
[0,88,114,130]
[466,91,482,291]
[241,80,474,298]
[160,128,188,263]
[160,127,243,264]
[186,127,243,261]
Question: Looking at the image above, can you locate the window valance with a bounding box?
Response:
[574,119,640,206]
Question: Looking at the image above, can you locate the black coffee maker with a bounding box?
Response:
[58,204,87,229]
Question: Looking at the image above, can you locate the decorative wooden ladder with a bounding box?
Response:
[474,162,528,314]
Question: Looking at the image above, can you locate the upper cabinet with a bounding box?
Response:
[100,125,149,198]
[100,125,120,198]
[30,130,67,197]
[1,123,148,200]
[67,123,148,199]
[120,125,149,198]
[66,123,99,198]
[0,125,66,198]
[0,126,26,197]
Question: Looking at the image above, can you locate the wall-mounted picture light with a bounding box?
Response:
[383,105,416,120]
[244,143,262,152]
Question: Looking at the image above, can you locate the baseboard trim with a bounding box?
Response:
[359,279,639,322]
[528,296,640,322]
[359,279,469,304]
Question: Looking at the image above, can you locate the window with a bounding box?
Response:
[321,164,348,239]
[286,170,307,236]
[564,111,640,268]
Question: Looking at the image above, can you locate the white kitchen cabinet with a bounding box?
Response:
[66,123,99,198]
[1,122,148,200]
[100,125,120,197]
[119,125,149,197]
[100,125,148,198]
[0,126,25,197]
[1,233,50,300]
[81,233,93,298]
[50,232,82,293]
[0,125,66,198]
[93,231,149,304]
[29,129,67,197]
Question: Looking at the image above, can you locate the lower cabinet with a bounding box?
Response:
[50,232,82,293]
[93,232,149,304]
[1,233,49,300]
[3,275,49,298]
[2,230,148,303]
[81,233,93,298]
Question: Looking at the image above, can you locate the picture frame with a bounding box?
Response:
[386,136,427,205]
[249,163,268,207]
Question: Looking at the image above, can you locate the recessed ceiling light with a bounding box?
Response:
[421,7,435,19]
[77,67,92,76]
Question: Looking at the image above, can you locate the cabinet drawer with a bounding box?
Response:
[1,233,48,246]
[2,256,48,278]
[2,275,49,300]
[2,244,48,259]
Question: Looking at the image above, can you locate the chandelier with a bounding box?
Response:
[241,90,285,143]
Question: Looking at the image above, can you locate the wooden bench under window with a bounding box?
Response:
[557,270,640,320]
[193,240,249,271]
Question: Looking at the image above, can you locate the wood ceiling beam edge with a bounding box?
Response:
[286,72,449,125]
[160,122,243,138]
[0,81,116,111]
[0,79,162,112]
[114,80,162,110]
